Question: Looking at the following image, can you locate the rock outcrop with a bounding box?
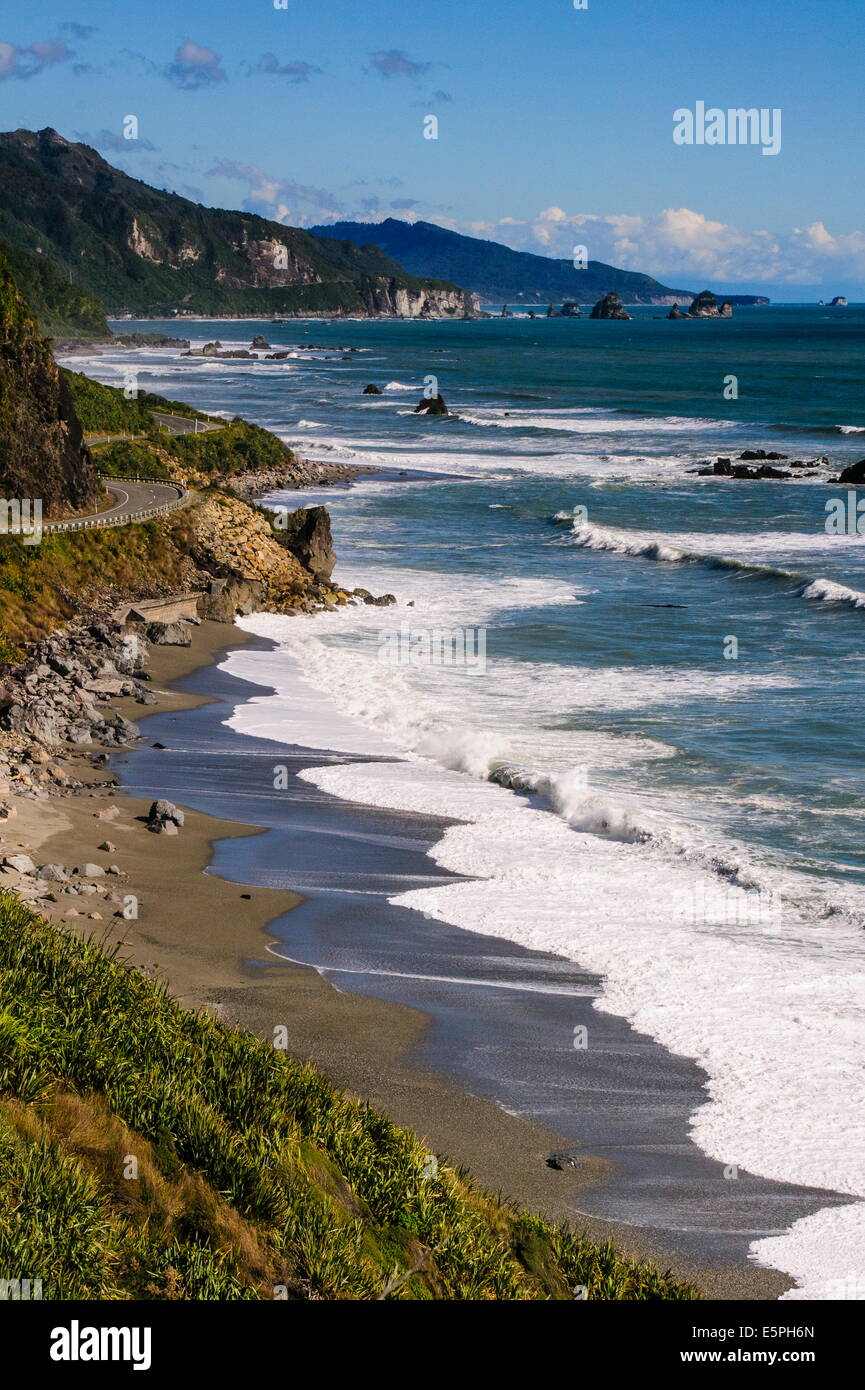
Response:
[686,291,733,319]
[363,384,383,394]
[590,293,631,320]
[0,248,101,517]
[187,494,345,613]
[560,301,581,317]
[668,304,684,319]
[413,394,449,416]
[694,450,830,480]
[274,506,336,580]
[837,459,865,484]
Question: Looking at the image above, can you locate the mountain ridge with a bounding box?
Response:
[309,217,698,306]
[0,129,476,324]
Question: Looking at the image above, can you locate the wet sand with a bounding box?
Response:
[25,620,805,1299]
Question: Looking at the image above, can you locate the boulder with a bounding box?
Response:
[39,864,69,882]
[838,459,865,484]
[145,621,192,647]
[362,384,383,395]
[560,301,581,318]
[668,304,684,319]
[3,854,36,874]
[147,799,185,833]
[76,863,106,878]
[362,592,397,607]
[250,335,271,349]
[589,292,631,320]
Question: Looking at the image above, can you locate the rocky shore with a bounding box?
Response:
[223,458,370,498]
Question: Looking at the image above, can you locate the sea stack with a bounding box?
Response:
[590,292,631,320]
[413,394,449,416]
[687,291,733,319]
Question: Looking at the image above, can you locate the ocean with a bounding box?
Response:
[70,305,865,1296]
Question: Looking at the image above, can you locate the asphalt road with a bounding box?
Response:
[44,479,187,533]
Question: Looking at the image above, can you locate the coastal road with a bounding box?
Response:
[44,477,190,534]
[150,412,223,436]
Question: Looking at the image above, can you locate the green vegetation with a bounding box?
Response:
[91,439,170,479]
[63,370,207,435]
[0,893,699,1301]
[0,238,107,337]
[0,514,194,647]
[167,417,294,476]
[62,370,297,479]
[0,130,469,320]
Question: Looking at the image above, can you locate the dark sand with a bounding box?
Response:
[27,620,801,1300]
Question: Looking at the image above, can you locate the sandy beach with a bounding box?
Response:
[1,617,795,1300]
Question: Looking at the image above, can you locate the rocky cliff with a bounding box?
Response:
[0,247,100,516]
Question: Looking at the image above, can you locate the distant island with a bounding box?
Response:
[310,217,770,308]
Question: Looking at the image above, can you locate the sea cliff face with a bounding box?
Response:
[0,248,101,516]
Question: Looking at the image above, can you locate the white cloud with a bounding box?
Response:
[0,38,75,79]
[165,40,226,90]
[457,206,865,287]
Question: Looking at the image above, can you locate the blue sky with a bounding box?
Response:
[1,0,863,296]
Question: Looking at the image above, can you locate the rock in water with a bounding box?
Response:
[362,384,383,394]
[560,300,581,317]
[250,335,271,349]
[589,292,631,320]
[413,394,449,416]
[838,459,865,484]
[668,303,684,319]
[686,290,733,319]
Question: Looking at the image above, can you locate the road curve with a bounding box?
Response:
[44,478,189,534]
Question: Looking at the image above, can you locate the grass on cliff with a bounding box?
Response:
[63,370,208,436]
[0,893,700,1301]
[63,370,299,480]
[0,512,196,653]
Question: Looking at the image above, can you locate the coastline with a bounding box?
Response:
[21,617,794,1300]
